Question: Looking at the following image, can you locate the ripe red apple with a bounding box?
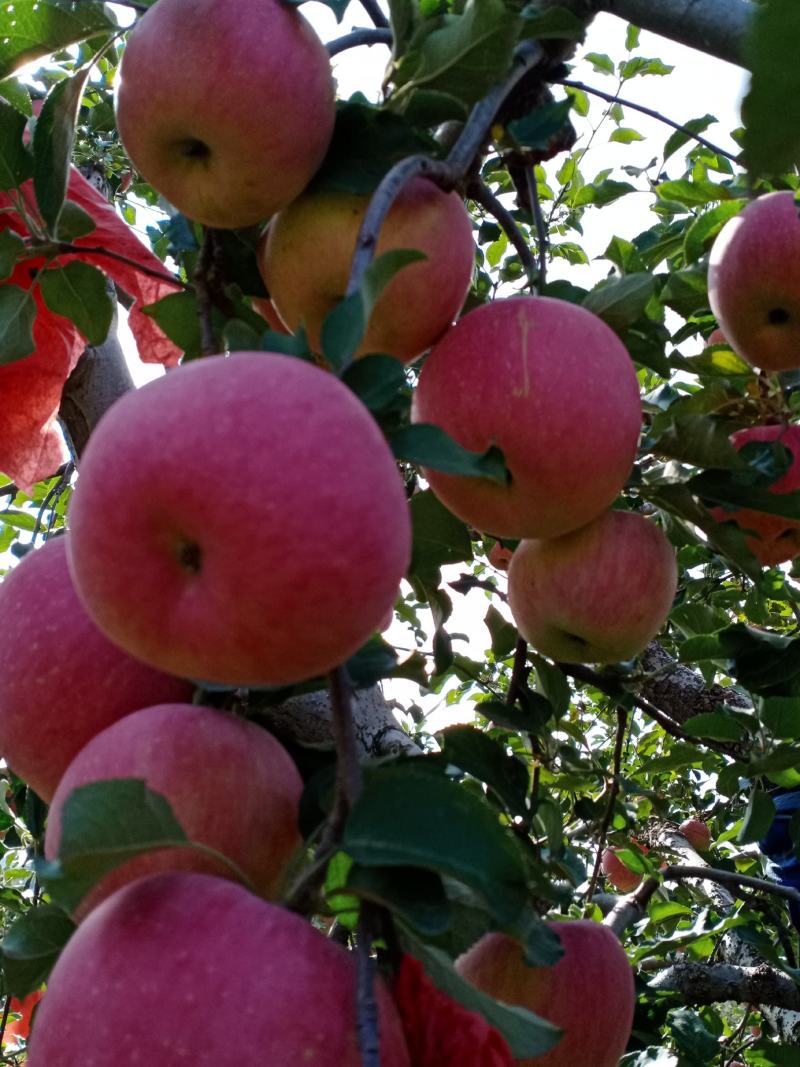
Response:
[709,424,800,566]
[115,0,335,228]
[26,873,411,1066]
[456,920,635,1067]
[488,542,514,571]
[67,352,411,686]
[601,847,643,893]
[709,191,800,372]
[45,703,303,916]
[261,178,475,364]
[679,818,712,851]
[0,535,192,802]
[412,297,642,538]
[2,989,43,1047]
[507,510,678,664]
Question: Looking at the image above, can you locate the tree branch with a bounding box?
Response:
[327,28,393,56]
[359,0,390,29]
[662,864,800,911]
[649,960,800,1012]
[468,180,538,288]
[587,708,628,902]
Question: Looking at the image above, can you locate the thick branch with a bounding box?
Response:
[640,642,751,723]
[650,961,800,1012]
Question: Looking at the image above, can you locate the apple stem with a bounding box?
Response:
[586,708,629,903]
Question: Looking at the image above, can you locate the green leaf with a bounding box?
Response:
[647,416,745,470]
[0,98,33,190]
[509,99,573,152]
[39,261,113,346]
[573,179,635,208]
[346,865,453,936]
[625,24,640,51]
[662,114,717,162]
[343,764,530,924]
[397,925,561,1060]
[682,711,746,742]
[142,291,203,360]
[1,905,75,997]
[33,64,94,232]
[520,6,585,40]
[0,284,36,364]
[0,77,32,116]
[484,603,518,660]
[438,724,530,818]
[0,0,115,81]
[738,789,775,845]
[410,490,472,582]
[342,353,406,412]
[690,469,800,521]
[56,200,97,241]
[619,56,673,79]
[742,0,800,175]
[683,201,745,265]
[585,52,614,76]
[609,127,644,144]
[0,229,24,282]
[759,696,800,740]
[392,424,508,483]
[582,272,655,331]
[530,654,571,717]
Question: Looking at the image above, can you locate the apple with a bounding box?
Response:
[412,297,642,538]
[679,818,712,851]
[45,703,303,916]
[252,296,290,334]
[601,847,643,893]
[708,191,800,372]
[67,352,411,686]
[0,535,192,802]
[115,0,335,228]
[2,989,43,1047]
[456,920,635,1067]
[709,424,800,566]
[26,873,411,1066]
[489,542,514,571]
[261,178,475,364]
[507,510,678,664]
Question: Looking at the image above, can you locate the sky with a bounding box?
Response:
[105,3,749,728]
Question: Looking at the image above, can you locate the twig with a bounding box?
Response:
[587,708,628,903]
[194,230,218,357]
[662,864,800,909]
[327,28,392,56]
[557,78,739,162]
[505,637,530,707]
[330,666,363,808]
[359,0,390,29]
[468,180,538,289]
[21,241,189,290]
[525,166,548,292]
[355,910,381,1067]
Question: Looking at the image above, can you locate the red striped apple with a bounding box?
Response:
[26,873,411,1066]
[456,920,635,1067]
[679,818,712,851]
[709,424,800,566]
[709,192,800,372]
[115,0,335,228]
[412,297,642,538]
[45,703,303,916]
[261,178,475,364]
[67,352,411,686]
[507,510,677,664]
[0,536,192,802]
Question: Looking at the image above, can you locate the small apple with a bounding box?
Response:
[708,191,800,372]
[507,510,678,664]
[26,873,411,1066]
[456,920,635,1067]
[115,0,335,228]
[45,703,303,916]
[601,847,643,893]
[489,542,514,571]
[0,535,192,802]
[678,818,712,851]
[261,178,475,364]
[67,352,411,686]
[412,297,642,538]
[709,424,800,566]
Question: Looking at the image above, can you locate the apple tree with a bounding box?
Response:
[1,0,800,1063]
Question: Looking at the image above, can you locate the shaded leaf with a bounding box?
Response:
[438,724,530,817]
[392,424,508,482]
[0,284,36,364]
[347,864,453,936]
[742,0,800,175]
[0,229,24,282]
[0,98,33,190]
[1,905,75,997]
[39,261,113,346]
[0,0,115,81]
[410,490,473,582]
[582,272,655,331]
[738,789,776,845]
[34,64,94,232]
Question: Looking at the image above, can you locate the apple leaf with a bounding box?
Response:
[582,272,655,332]
[662,114,718,162]
[508,98,573,153]
[346,864,454,936]
[689,470,800,521]
[391,423,508,483]
[683,201,745,264]
[343,763,530,925]
[342,353,407,412]
[0,229,24,282]
[39,261,113,347]
[437,724,530,819]
[738,789,776,845]
[0,77,32,117]
[410,490,473,582]
[55,200,97,242]
[0,98,33,191]
[1,904,75,997]
[519,6,585,41]
[0,0,116,81]
[142,290,203,359]
[682,711,747,743]
[34,64,95,232]
[742,0,800,176]
[0,284,37,365]
[758,696,800,740]
[645,416,746,470]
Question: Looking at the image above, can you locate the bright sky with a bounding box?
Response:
[109,3,749,728]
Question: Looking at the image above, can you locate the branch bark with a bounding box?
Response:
[639,642,751,724]
[650,960,800,1012]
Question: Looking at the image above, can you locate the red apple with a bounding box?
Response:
[456,920,635,1067]
[261,178,475,364]
[709,191,800,372]
[678,818,712,851]
[67,352,411,686]
[26,873,411,1066]
[412,297,642,538]
[252,296,290,334]
[507,510,678,664]
[709,424,800,566]
[0,535,192,802]
[45,703,303,916]
[115,0,335,228]
[601,847,643,893]
[488,542,514,571]
[2,989,43,1047]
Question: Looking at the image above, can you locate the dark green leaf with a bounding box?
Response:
[0,1,115,81]
[0,77,32,116]
[683,201,744,264]
[0,229,24,282]
[55,200,97,241]
[39,261,113,346]
[142,291,202,360]
[662,114,716,161]
[520,6,585,39]
[34,65,95,232]
[484,603,518,659]
[0,98,33,190]
[345,634,399,687]
[670,1007,721,1062]
[1,905,75,997]
[682,711,746,742]
[346,865,453,936]
[529,654,571,717]
[738,789,776,845]
[438,724,530,817]
[0,284,36,364]
[582,272,655,331]
[410,490,473,582]
[759,696,800,740]
[647,416,745,470]
[742,0,800,175]
[690,469,800,521]
[573,179,635,208]
[475,695,553,735]
[509,99,573,152]
[342,353,406,412]
[392,424,508,483]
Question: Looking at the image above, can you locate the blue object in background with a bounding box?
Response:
[759,790,800,933]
